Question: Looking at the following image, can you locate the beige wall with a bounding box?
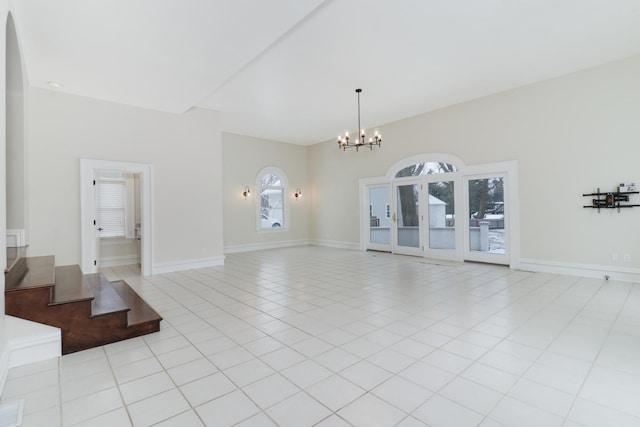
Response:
[222,132,309,250]
[309,55,640,270]
[25,88,224,267]
[310,57,640,268]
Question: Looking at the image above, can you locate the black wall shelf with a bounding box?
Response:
[583,187,640,212]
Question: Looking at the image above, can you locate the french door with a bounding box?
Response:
[363,163,513,267]
[463,174,509,265]
[365,185,392,251]
[423,178,461,261]
[392,180,423,256]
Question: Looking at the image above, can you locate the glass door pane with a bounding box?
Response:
[427,181,455,250]
[393,182,422,255]
[466,176,508,264]
[368,186,391,249]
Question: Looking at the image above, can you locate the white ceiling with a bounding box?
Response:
[12,0,640,145]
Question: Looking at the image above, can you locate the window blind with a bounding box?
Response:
[97,180,126,238]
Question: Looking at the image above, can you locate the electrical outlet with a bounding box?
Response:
[612,253,619,261]
[624,254,631,263]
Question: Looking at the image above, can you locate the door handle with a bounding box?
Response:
[98,227,103,231]
[392,213,397,223]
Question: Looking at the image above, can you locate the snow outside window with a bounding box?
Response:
[259,173,285,229]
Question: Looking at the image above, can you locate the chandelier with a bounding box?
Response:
[337,88,381,151]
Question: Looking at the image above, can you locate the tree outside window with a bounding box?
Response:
[259,172,285,228]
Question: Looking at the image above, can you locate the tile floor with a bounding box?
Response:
[2,247,640,426]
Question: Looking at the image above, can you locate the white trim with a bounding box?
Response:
[80,159,152,276]
[152,256,225,275]
[99,255,138,268]
[519,258,640,283]
[224,239,310,254]
[0,317,61,396]
[309,239,360,251]
[5,229,24,247]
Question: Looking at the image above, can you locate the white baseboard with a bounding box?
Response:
[0,316,61,395]
[224,239,310,254]
[309,239,360,251]
[6,230,25,248]
[519,258,640,283]
[151,256,225,275]
[99,255,138,268]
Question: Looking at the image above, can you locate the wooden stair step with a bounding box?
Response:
[6,256,56,292]
[110,281,162,326]
[83,274,130,318]
[5,254,162,354]
[51,265,93,305]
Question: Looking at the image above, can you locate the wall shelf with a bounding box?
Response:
[583,187,640,212]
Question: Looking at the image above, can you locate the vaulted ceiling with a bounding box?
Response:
[11,0,640,145]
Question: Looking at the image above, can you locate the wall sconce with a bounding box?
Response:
[294,188,302,200]
[243,186,251,199]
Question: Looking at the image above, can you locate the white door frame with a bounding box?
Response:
[80,159,153,276]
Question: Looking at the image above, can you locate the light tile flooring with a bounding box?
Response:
[3,247,640,426]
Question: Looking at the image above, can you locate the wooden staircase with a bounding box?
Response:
[5,249,162,354]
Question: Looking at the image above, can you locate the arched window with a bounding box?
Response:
[257,167,288,230]
[395,162,458,178]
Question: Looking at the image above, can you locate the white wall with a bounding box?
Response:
[309,138,390,247]
[5,13,23,232]
[310,55,640,272]
[1,3,10,315]
[222,132,309,251]
[25,88,224,268]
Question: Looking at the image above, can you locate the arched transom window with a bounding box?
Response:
[395,162,458,178]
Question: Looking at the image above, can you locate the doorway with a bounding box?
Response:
[80,159,152,276]
[361,156,518,267]
[463,174,509,265]
[94,171,142,271]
